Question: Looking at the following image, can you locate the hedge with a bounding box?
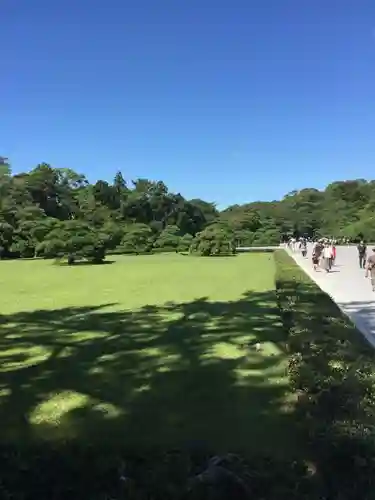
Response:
[274,250,375,499]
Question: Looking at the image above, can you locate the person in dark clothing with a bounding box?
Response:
[312,240,323,271]
[357,241,367,269]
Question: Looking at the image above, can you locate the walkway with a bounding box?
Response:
[287,245,375,348]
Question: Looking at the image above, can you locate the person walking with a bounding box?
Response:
[365,248,375,292]
[321,243,332,273]
[297,238,303,254]
[328,240,334,269]
[301,238,307,258]
[312,240,322,271]
[357,240,367,269]
[331,240,337,266]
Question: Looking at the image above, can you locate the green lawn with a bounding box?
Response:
[0,253,296,456]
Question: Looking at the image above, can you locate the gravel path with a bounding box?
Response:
[287,245,375,348]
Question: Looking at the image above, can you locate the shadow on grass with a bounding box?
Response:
[54,259,116,266]
[0,291,296,458]
[1,277,361,499]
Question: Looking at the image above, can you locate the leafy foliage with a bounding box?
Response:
[178,233,194,252]
[222,179,375,242]
[1,157,374,261]
[153,224,181,250]
[117,223,153,254]
[190,224,236,256]
[0,159,217,261]
[36,220,108,264]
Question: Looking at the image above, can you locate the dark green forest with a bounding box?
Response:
[1,156,374,261]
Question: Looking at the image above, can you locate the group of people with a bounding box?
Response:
[285,236,375,293]
[286,237,308,256]
[357,241,375,292]
[285,237,336,272]
[311,239,337,272]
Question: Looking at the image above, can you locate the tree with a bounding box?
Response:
[26,163,61,218]
[0,156,11,178]
[113,171,127,193]
[93,180,120,210]
[100,221,125,250]
[189,199,219,225]
[191,224,235,256]
[0,222,14,258]
[37,221,109,264]
[153,225,181,250]
[178,233,193,252]
[2,155,375,262]
[117,224,153,254]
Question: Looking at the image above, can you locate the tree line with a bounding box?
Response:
[0,156,373,262]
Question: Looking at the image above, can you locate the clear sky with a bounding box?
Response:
[1,0,375,208]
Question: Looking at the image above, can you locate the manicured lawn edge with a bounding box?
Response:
[274,249,375,498]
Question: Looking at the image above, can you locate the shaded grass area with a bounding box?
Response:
[0,253,296,455]
[0,297,294,454]
[6,251,374,498]
[0,253,311,499]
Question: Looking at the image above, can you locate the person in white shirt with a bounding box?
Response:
[327,241,334,269]
[322,243,333,273]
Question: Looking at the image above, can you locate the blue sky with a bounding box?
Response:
[1,0,375,208]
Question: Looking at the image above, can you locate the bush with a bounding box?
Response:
[153,225,181,250]
[178,233,194,252]
[274,250,375,498]
[10,238,35,258]
[190,225,236,256]
[36,238,65,259]
[116,224,153,254]
[35,221,109,264]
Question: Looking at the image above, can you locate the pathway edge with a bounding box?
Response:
[285,248,375,349]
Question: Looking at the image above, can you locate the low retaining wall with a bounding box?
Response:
[236,246,279,253]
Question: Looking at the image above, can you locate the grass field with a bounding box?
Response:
[0,253,297,456]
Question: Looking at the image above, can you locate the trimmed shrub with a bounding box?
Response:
[190,225,236,256]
